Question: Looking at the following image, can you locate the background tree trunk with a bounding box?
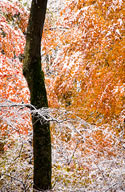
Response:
[23,0,51,190]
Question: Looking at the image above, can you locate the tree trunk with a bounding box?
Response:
[23,0,51,190]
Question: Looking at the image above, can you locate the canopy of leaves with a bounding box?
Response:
[43,0,124,126]
[0,0,30,135]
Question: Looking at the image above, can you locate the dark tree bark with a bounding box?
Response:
[23,0,51,190]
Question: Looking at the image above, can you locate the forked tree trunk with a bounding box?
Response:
[23,0,51,190]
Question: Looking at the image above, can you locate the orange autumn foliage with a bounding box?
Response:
[0,1,30,134]
[0,0,124,149]
[42,0,124,126]
[42,0,125,161]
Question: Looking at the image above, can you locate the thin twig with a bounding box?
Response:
[68,140,80,165]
